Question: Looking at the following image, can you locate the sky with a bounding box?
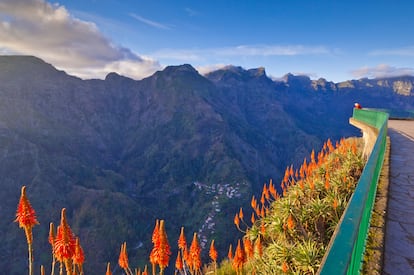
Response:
[1,0,414,82]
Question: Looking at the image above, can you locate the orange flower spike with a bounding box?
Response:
[326,139,333,152]
[227,244,233,260]
[158,220,172,270]
[48,222,55,246]
[251,212,256,224]
[260,205,265,218]
[175,251,183,271]
[54,208,76,263]
[287,214,295,230]
[239,207,244,220]
[351,141,357,155]
[302,158,308,175]
[243,237,254,259]
[260,221,266,235]
[149,220,160,266]
[254,205,261,216]
[209,239,218,262]
[268,179,274,191]
[282,167,289,185]
[189,233,201,272]
[299,165,304,179]
[118,242,129,269]
[333,198,339,210]
[232,239,246,271]
[15,186,39,244]
[152,219,160,244]
[311,149,316,164]
[251,196,257,210]
[260,192,265,205]
[263,184,270,200]
[282,261,289,273]
[73,237,85,268]
[234,213,240,228]
[289,165,294,178]
[269,184,277,200]
[178,226,186,251]
[183,246,190,264]
[105,262,112,275]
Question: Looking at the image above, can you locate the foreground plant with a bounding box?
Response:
[218,138,364,274]
[15,186,39,275]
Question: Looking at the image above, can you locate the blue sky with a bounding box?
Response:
[1,0,414,82]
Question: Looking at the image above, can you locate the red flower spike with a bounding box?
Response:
[178,227,186,251]
[15,186,39,244]
[238,207,244,220]
[175,251,183,271]
[251,212,255,224]
[209,239,218,262]
[118,242,129,269]
[53,208,76,263]
[72,237,84,266]
[232,240,246,271]
[227,244,233,260]
[157,220,171,269]
[234,213,240,227]
[189,233,201,272]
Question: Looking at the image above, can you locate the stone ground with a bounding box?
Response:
[383,119,414,274]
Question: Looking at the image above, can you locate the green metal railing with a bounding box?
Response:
[318,109,389,275]
[364,108,414,120]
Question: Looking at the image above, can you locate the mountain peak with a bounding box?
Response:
[0,55,68,81]
[247,67,266,77]
[162,64,199,75]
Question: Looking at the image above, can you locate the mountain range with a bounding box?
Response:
[0,56,413,274]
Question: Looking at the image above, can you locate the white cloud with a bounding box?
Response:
[215,45,330,57]
[351,64,414,79]
[151,44,331,62]
[196,64,227,75]
[185,8,199,17]
[129,13,170,30]
[370,46,414,56]
[0,0,161,79]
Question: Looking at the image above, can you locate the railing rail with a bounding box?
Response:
[364,108,414,120]
[318,109,389,275]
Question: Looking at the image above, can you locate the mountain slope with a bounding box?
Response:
[0,56,413,273]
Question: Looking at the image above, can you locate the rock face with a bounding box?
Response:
[0,56,413,273]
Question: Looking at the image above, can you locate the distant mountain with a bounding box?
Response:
[0,56,413,274]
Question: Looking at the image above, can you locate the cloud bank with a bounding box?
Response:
[369,46,414,57]
[151,44,331,62]
[351,64,414,79]
[0,0,161,79]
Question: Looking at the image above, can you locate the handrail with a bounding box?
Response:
[364,108,414,120]
[318,109,389,275]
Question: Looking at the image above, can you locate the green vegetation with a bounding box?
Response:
[215,137,364,274]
